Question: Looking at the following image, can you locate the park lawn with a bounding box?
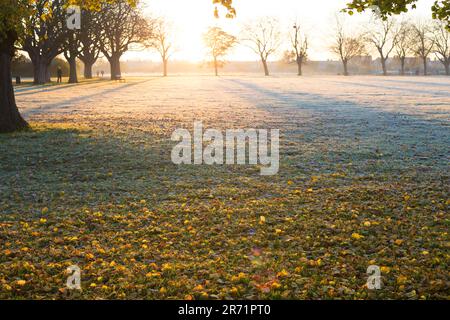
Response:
[0,76,448,299]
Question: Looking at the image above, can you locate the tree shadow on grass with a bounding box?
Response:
[224,78,450,180]
[0,123,266,216]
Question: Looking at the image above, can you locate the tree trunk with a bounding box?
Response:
[68,58,78,83]
[400,57,405,76]
[83,61,94,79]
[214,57,218,76]
[33,60,50,85]
[381,58,387,76]
[261,58,269,76]
[0,32,29,133]
[343,60,349,76]
[423,57,428,76]
[46,66,51,83]
[297,57,303,76]
[444,61,449,76]
[163,59,168,77]
[109,55,121,80]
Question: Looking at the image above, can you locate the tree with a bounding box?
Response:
[152,18,175,77]
[331,17,366,76]
[433,21,450,75]
[203,27,237,76]
[63,30,81,83]
[242,17,281,76]
[290,22,308,76]
[21,0,67,84]
[97,0,152,80]
[345,0,450,30]
[78,10,101,79]
[364,18,398,75]
[394,21,413,75]
[0,0,30,132]
[410,21,435,75]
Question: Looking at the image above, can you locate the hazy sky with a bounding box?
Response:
[123,0,437,62]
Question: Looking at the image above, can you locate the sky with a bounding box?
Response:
[123,0,437,62]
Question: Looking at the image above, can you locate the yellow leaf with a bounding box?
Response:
[380,266,391,273]
[146,272,161,278]
[193,284,204,291]
[351,233,364,240]
[16,280,26,286]
[85,253,94,260]
[294,266,303,273]
[271,281,281,289]
[397,275,407,285]
[277,269,289,278]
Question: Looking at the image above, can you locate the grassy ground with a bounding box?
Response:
[0,75,448,299]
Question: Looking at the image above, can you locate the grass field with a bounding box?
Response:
[0,75,449,299]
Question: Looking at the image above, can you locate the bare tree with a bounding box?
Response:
[203,27,237,76]
[242,17,281,76]
[97,0,152,80]
[290,22,308,76]
[394,21,413,75]
[410,21,435,76]
[433,21,450,75]
[151,18,175,77]
[331,17,365,76]
[364,17,398,75]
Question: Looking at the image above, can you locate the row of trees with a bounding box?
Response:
[202,18,310,77]
[203,18,285,77]
[13,0,196,83]
[18,0,152,84]
[332,17,450,76]
[202,16,450,77]
[8,1,450,84]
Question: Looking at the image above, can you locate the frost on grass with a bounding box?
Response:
[0,76,449,299]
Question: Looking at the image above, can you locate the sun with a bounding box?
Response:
[142,0,220,62]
